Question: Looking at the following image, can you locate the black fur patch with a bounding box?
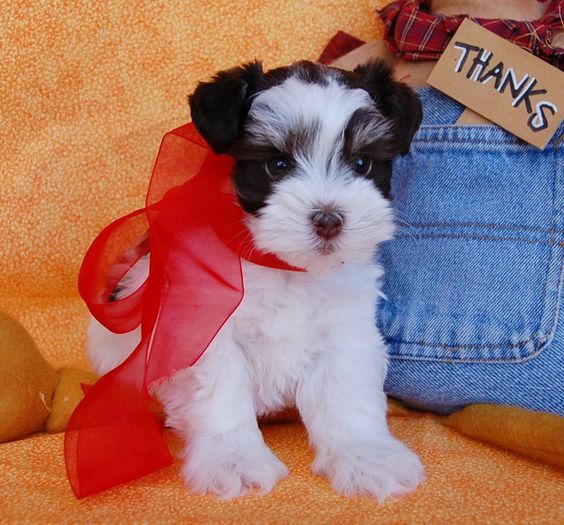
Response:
[189,60,335,156]
[108,284,124,303]
[290,60,331,86]
[230,115,322,214]
[231,160,274,215]
[189,61,265,154]
[189,59,421,210]
[341,60,423,156]
[284,118,322,158]
[230,142,279,214]
[342,108,398,197]
[190,59,421,157]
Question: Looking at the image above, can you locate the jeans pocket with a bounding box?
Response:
[378,124,564,363]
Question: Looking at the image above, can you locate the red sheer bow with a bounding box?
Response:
[65,123,300,498]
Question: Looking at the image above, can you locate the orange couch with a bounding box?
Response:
[1,1,562,522]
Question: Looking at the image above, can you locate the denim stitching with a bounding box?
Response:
[394,233,555,245]
[388,226,564,359]
[388,331,551,363]
[412,126,563,150]
[388,140,564,363]
[389,252,563,365]
[536,144,563,352]
[387,336,535,350]
[389,336,550,364]
[397,221,564,234]
[414,126,524,147]
[417,138,520,146]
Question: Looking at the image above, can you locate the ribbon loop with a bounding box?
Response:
[66,123,300,497]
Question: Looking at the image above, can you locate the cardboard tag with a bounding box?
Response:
[457,108,491,125]
[331,41,389,71]
[428,19,564,149]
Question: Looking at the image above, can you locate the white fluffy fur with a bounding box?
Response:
[246,77,394,273]
[87,73,424,501]
[247,76,389,154]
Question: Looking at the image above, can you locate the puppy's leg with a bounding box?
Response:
[87,253,148,375]
[296,329,424,501]
[87,318,141,374]
[156,325,288,499]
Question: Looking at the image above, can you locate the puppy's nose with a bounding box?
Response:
[311,209,343,240]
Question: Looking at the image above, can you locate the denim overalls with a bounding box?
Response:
[381,87,564,416]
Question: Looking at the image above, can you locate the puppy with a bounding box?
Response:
[88,59,424,501]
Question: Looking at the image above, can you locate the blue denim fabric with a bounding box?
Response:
[380,87,564,415]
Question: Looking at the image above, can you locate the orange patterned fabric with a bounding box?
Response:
[0,0,381,369]
[2,418,564,523]
[0,1,562,522]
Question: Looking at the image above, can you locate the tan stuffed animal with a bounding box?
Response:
[0,308,407,442]
[0,310,98,442]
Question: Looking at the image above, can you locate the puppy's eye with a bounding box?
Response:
[351,156,372,175]
[266,156,292,177]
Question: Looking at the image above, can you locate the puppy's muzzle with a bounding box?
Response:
[311,208,344,241]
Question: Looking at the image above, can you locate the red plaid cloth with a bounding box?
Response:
[378,0,564,70]
[318,31,365,65]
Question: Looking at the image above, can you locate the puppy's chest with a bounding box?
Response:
[233,272,329,366]
[230,263,380,413]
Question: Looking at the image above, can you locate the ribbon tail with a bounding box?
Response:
[64,340,172,498]
[65,122,303,497]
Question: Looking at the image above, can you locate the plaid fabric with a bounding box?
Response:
[378,0,564,70]
[318,31,365,65]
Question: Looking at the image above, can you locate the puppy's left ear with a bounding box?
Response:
[352,59,422,155]
[189,61,265,154]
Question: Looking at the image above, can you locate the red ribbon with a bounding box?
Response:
[65,123,300,498]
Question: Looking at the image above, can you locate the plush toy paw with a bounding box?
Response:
[314,438,424,502]
[0,310,58,443]
[181,431,288,499]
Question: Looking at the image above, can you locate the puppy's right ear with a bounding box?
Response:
[351,59,422,156]
[189,61,264,154]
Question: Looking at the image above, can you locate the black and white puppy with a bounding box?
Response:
[88,60,424,500]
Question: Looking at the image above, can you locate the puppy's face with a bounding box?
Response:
[189,60,422,272]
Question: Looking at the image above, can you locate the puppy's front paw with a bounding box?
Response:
[181,432,288,499]
[315,439,424,502]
